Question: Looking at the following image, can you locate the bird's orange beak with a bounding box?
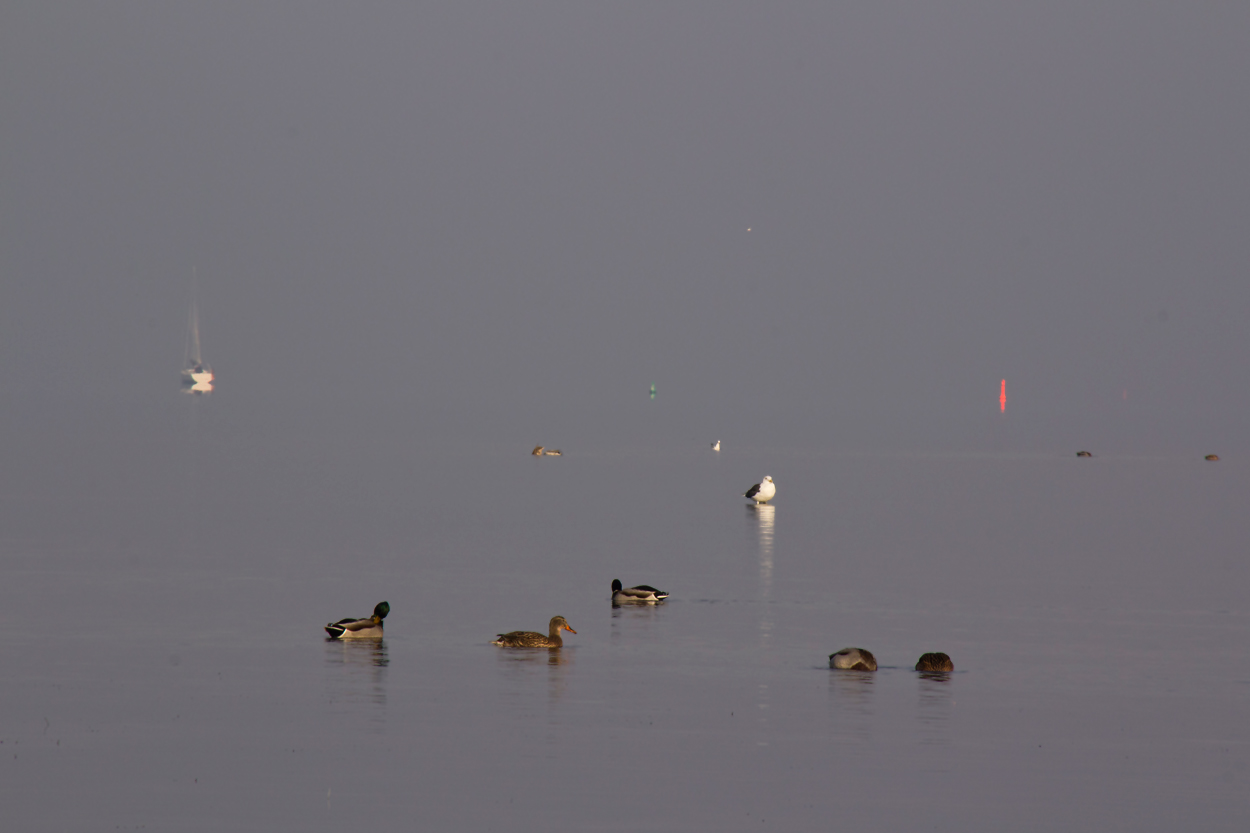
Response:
[563,624,577,634]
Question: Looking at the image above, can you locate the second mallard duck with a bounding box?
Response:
[611,579,669,604]
[491,616,577,648]
[325,601,389,639]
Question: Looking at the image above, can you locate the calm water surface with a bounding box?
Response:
[2,409,1248,830]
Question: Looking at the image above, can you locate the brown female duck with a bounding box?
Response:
[491,616,577,648]
[915,652,954,672]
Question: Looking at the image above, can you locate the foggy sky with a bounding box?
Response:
[4,2,1248,452]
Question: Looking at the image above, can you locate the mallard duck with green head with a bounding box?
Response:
[491,616,576,648]
[611,579,669,604]
[325,601,389,639]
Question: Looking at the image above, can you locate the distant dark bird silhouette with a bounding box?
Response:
[1076,451,1093,457]
[1205,454,1220,461]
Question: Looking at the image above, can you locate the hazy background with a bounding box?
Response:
[3,1,1247,455]
[4,5,1250,830]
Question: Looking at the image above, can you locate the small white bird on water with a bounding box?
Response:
[711,440,721,451]
[744,475,775,504]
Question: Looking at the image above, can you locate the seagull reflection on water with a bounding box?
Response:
[745,503,776,646]
[745,504,775,585]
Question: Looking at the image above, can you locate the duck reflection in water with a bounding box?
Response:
[327,638,390,669]
[494,638,574,712]
[610,601,664,625]
[325,639,389,726]
[610,594,665,647]
[915,656,954,745]
[496,647,573,667]
[827,662,878,739]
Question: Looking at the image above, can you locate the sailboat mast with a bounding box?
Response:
[184,266,204,367]
[188,301,203,366]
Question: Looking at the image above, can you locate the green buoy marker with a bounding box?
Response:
[650,383,656,400]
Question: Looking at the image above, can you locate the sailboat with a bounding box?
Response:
[180,296,214,394]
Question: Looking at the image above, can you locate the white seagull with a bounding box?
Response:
[711,440,721,451]
[744,475,775,504]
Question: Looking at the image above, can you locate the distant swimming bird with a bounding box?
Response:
[915,652,954,672]
[491,616,577,648]
[325,601,389,639]
[829,647,877,671]
[1076,451,1093,457]
[532,446,562,456]
[711,440,721,451]
[1205,454,1220,461]
[611,579,669,604]
[744,475,775,504]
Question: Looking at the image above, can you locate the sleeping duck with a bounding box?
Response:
[325,601,389,639]
[611,579,669,604]
[491,616,576,648]
[828,647,877,671]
